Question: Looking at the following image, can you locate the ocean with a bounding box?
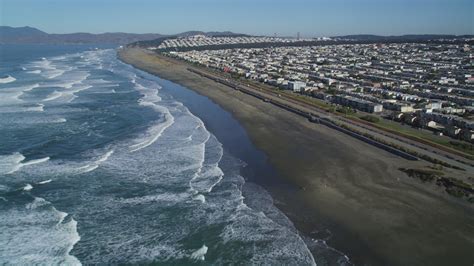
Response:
[0,44,331,265]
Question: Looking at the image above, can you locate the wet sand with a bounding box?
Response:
[118,47,474,266]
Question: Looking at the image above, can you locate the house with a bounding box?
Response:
[445,125,461,138]
[333,95,383,113]
[288,81,306,92]
[461,130,474,142]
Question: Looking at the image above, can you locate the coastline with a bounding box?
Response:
[118,47,474,265]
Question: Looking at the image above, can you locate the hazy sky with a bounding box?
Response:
[1,0,472,36]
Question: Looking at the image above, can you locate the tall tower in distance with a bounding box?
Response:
[297,32,300,40]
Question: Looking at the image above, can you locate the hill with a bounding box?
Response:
[130,31,250,47]
[0,26,165,44]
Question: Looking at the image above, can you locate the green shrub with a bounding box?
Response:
[360,115,380,123]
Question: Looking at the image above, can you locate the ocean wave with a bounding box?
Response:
[76,150,114,174]
[52,72,90,89]
[189,134,224,194]
[0,153,25,175]
[0,153,50,175]
[211,180,318,265]
[120,192,190,206]
[0,91,23,105]
[52,118,67,123]
[190,245,208,261]
[31,58,68,79]
[0,83,41,107]
[26,104,45,112]
[76,164,98,174]
[0,197,81,265]
[129,110,175,152]
[27,70,42,74]
[129,81,174,152]
[193,194,206,203]
[65,85,93,102]
[46,69,66,79]
[43,91,63,102]
[0,75,16,84]
[22,184,33,191]
[16,157,50,172]
[0,48,324,265]
[23,83,40,92]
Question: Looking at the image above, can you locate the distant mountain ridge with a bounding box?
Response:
[0,26,248,45]
[2,26,471,45]
[0,26,166,44]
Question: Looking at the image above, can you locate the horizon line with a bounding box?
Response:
[1,25,473,38]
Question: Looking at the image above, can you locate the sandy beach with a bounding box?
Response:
[118,47,474,266]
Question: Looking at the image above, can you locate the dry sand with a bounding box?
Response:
[119,48,474,266]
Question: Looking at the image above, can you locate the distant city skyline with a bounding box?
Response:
[1,0,472,36]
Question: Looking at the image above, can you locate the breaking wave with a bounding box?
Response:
[0,47,328,265]
[0,75,16,83]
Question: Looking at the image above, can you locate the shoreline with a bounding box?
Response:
[118,47,474,265]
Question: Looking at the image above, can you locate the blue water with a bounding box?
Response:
[0,45,321,265]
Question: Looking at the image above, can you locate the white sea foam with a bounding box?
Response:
[31,58,68,79]
[0,197,82,265]
[129,110,174,152]
[38,179,52,185]
[97,150,114,164]
[23,157,50,167]
[65,85,93,102]
[76,164,99,174]
[47,69,66,79]
[0,48,322,265]
[0,153,50,175]
[188,143,208,195]
[43,91,63,101]
[23,184,33,191]
[0,83,41,106]
[26,104,45,112]
[121,192,189,205]
[0,75,16,83]
[26,197,47,210]
[190,245,208,261]
[76,150,114,174]
[0,153,25,175]
[27,70,42,74]
[129,81,174,152]
[188,127,224,194]
[52,118,67,123]
[51,72,90,89]
[23,83,40,92]
[193,194,206,203]
[0,91,23,105]
[97,83,119,88]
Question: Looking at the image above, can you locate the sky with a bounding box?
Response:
[1,0,472,36]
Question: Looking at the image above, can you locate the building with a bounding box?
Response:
[461,130,474,142]
[333,95,383,113]
[287,81,306,92]
[383,101,414,113]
